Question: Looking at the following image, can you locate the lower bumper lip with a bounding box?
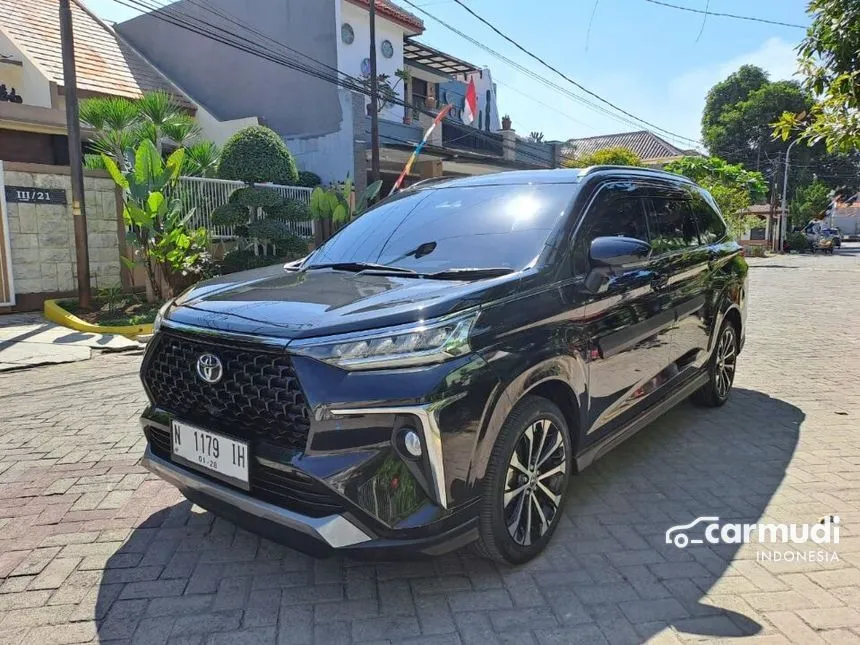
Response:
[140,446,372,549]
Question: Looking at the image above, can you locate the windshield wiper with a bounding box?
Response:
[423,267,514,280]
[304,262,418,275]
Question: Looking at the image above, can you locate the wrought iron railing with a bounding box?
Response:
[170,176,314,239]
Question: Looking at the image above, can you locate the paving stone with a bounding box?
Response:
[0,249,858,645]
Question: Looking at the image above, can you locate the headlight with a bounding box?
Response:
[152,300,173,334]
[291,312,478,370]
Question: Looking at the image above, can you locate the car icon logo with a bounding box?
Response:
[665,516,720,548]
[196,353,223,384]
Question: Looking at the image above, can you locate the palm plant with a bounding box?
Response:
[80,90,205,170]
[182,141,221,178]
[136,90,201,154]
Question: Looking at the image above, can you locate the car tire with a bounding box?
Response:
[473,395,572,564]
[691,320,738,408]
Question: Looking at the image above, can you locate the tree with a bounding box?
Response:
[529,131,545,143]
[80,91,204,170]
[702,65,860,199]
[773,0,860,152]
[665,156,767,239]
[563,146,644,168]
[789,181,831,228]
[702,67,809,169]
[703,65,769,135]
[212,126,307,272]
[218,125,298,185]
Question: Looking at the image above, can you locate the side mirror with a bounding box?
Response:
[589,236,651,268]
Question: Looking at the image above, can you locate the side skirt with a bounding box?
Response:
[575,371,709,471]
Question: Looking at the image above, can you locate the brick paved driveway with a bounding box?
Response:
[1,247,859,645]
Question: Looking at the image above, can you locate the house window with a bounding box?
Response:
[478,111,483,130]
[485,89,492,131]
[412,77,428,120]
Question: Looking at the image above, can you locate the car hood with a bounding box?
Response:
[166,264,522,340]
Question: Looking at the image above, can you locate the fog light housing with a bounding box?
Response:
[403,429,422,457]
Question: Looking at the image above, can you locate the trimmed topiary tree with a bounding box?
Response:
[217,125,298,185]
[212,126,308,272]
[296,170,322,188]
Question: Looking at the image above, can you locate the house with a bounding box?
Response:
[563,130,693,167]
[115,0,559,191]
[0,0,197,164]
[739,204,772,250]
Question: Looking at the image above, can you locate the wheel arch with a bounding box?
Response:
[467,356,587,486]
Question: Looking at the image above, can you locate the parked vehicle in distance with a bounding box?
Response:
[824,227,842,248]
[805,221,836,254]
[139,166,748,563]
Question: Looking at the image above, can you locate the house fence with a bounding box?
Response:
[171,176,314,239]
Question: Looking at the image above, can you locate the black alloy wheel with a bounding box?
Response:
[692,320,738,407]
[475,396,572,564]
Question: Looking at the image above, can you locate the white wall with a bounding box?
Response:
[458,68,500,132]
[338,1,406,123]
[284,88,355,184]
[194,102,259,147]
[0,32,52,109]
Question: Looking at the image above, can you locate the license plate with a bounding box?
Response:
[171,420,249,489]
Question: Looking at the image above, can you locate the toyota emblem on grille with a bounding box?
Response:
[196,353,223,384]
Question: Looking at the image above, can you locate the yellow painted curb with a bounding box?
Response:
[44,299,153,339]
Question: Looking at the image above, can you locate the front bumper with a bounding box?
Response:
[141,445,478,558]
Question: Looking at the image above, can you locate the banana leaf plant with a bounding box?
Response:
[310,179,383,225]
[102,139,209,302]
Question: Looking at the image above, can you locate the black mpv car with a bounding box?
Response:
[140,166,747,564]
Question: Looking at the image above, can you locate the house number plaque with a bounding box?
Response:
[4,186,67,205]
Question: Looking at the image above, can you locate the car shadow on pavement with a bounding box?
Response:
[95,387,802,644]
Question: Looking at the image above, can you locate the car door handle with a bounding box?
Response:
[651,274,668,291]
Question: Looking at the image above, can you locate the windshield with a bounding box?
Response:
[307,183,576,273]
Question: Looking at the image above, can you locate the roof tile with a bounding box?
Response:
[345,0,424,33]
[0,0,191,105]
[564,130,686,162]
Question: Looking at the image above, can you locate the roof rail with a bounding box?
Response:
[581,165,688,181]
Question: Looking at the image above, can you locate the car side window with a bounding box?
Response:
[689,189,727,245]
[644,192,700,254]
[572,184,650,275]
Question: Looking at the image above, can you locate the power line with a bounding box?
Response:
[444,0,701,146]
[642,0,806,29]
[110,0,568,168]
[399,0,699,150]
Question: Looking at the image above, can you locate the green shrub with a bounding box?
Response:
[219,250,278,274]
[218,126,298,185]
[264,198,311,221]
[297,171,322,188]
[219,246,307,274]
[788,231,810,252]
[211,202,249,227]
[228,186,283,209]
[247,219,299,243]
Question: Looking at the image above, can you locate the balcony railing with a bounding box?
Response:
[442,121,504,156]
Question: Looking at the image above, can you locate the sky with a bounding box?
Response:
[85,0,811,151]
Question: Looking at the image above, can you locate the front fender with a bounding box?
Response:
[466,352,588,488]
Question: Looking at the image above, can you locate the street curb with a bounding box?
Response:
[43,299,153,339]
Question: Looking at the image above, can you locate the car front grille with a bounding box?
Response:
[142,330,310,452]
[144,425,345,518]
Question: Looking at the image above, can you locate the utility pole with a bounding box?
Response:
[59,0,92,308]
[779,139,799,253]
[369,0,381,182]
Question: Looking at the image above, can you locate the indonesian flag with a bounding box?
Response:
[463,77,478,125]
